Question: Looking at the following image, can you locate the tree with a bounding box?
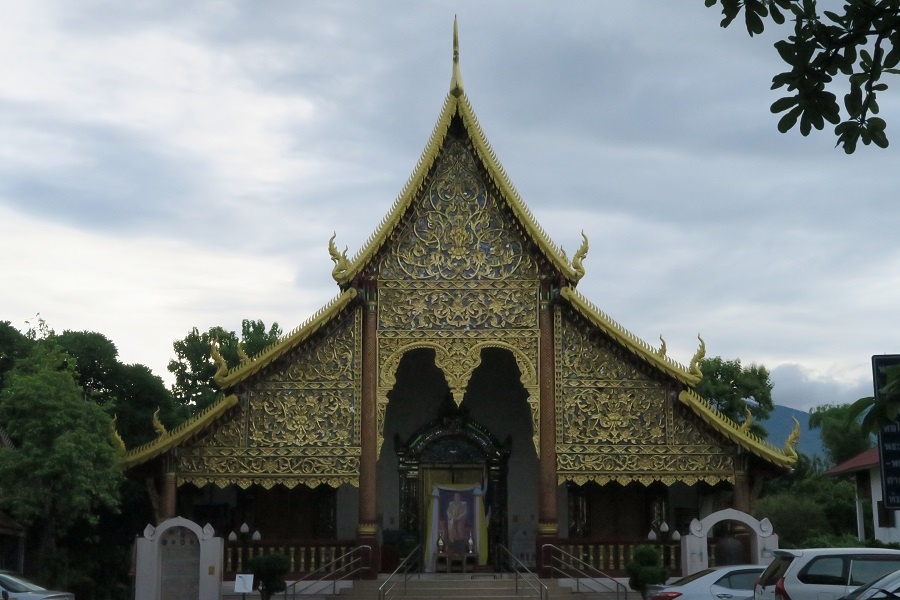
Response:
[695,356,775,437]
[168,320,282,414]
[0,333,122,581]
[809,403,873,466]
[754,472,857,546]
[0,321,33,390]
[56,330,120,405]
[706,0,900,152]
[849,362,900,435]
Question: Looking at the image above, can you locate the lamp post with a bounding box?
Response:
[229,522,262,572]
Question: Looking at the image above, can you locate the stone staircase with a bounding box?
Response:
[220,574,631,600]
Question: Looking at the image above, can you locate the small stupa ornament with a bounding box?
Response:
[437,531,445,554]
[468,531,474,554]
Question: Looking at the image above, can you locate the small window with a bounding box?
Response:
[848,557,900,586]
[716,570,764,591]
[799,556,847,585]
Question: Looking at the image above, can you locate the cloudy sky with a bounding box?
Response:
[0,2,895,413]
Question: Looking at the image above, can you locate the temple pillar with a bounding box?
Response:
[160,460,177,522]
[358,285,380,575]
[733,469,751,513]
[537,283,558,570]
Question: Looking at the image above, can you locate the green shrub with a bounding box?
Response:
[249,553,291,600]
[626,545,668,598]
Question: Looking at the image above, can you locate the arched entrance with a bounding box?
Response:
[396,412,509,567]
[378,347,533,569]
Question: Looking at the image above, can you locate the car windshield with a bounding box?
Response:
[668,569,717,586]
[0,572,47,593]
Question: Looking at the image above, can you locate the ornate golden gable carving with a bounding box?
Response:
[376,134,538,281]
[555,306,736,485]
[176,310,362,488]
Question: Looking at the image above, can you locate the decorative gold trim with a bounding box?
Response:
[357,523,378,536]
[216,289,359,388]
[122,395,239,469]
[332,78,580,288]
[538,521,558,535]
[559,286,700,386]
[677,389,797,467]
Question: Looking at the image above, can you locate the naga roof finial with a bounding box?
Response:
[450,16,464,97]
[210,340,228,385]
[689,335,706,380]
[571,231,589,282]
[783,416,801,460]
[152,407,168,438]
[328,233,350,283]
[740,406,753,433]
[110,415,127,456]
[656,335,667,357]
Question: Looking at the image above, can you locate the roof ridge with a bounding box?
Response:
[560,286,697,383]
[678,388,796,467]
[216,288,358,388]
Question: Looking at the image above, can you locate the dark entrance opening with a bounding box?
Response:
[396,412,509,568]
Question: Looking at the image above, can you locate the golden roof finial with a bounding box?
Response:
[450,16,464,97]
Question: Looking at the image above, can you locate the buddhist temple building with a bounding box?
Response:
[122,22,798,575]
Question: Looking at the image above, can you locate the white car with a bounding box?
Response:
[648,564,766,600]
[754,549,900,600]
[0,572,73,600]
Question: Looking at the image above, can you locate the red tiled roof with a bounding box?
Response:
[828,447,880,475]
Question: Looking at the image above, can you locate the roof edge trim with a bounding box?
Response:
[217,288,359,388]
[122,394,239,470]
[678,389,797,468]
[560,286,699,385]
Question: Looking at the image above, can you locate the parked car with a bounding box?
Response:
[0,571,73,600]
[754,549,900,600]
[648,564,766,600]
[839,567,900,600]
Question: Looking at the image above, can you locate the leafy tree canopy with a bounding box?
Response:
[809,402,873,465]
[696,356,774,437]
[0,328,122,577]
[707,0,900,152]
[849,362,900,435]
[168,319,282,414]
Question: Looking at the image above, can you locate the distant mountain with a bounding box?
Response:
[761,404,825,460]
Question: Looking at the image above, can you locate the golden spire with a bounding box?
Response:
[450,16,464,97]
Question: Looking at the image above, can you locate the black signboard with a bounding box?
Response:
[876,355,900,509]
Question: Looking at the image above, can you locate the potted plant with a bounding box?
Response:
[626,545,668,599]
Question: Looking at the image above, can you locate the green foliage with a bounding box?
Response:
[168,320,282,414]
[626,545,668,596]
[250,553,291,600]
[0,321,33,390]
[755,472,857,547]
[0,335,123,579]
[809,403,873,466]
[696,356,774,437]
[706,0,900,152]
[850,363,900,436]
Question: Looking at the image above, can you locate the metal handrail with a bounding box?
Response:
[378,544,422,600]
[283,544,371,599]
[495,544,547,599]
[542,543,628,600]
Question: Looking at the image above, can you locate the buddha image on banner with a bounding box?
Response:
[441,488,473,547]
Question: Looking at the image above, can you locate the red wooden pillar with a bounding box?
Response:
[537,282,558,570]
[358,285,380,576]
